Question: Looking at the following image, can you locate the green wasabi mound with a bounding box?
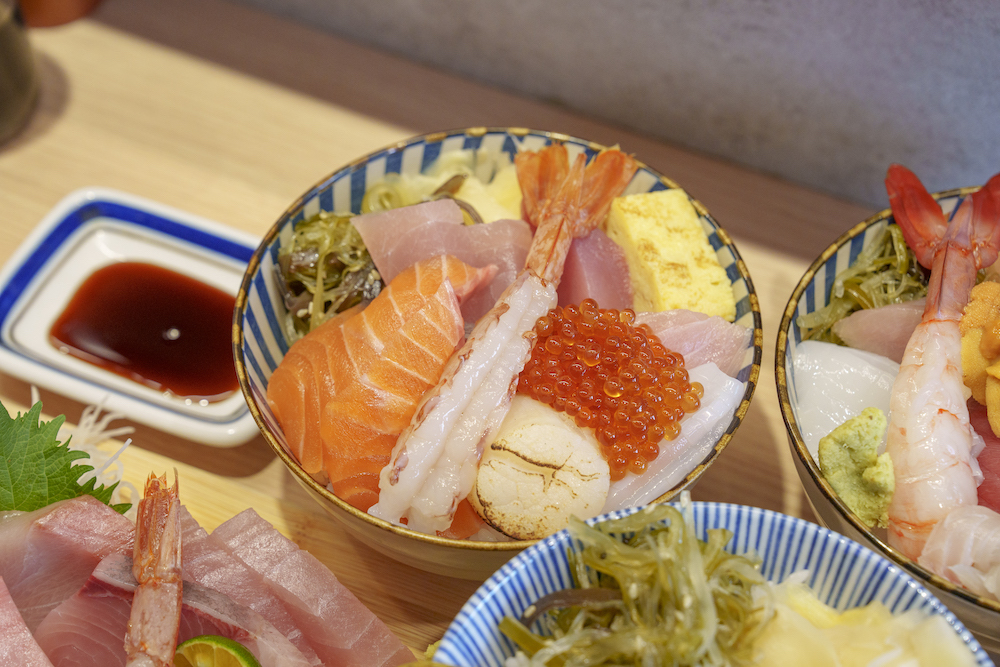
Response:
[818,407,894,528]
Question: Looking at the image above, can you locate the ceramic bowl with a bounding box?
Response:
[434,501,992,666]
[776,186,1000,656]
[233,127,762,580]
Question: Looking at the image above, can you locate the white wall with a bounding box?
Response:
[232,0,999,207]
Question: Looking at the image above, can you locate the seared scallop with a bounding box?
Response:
[470,395,610,540]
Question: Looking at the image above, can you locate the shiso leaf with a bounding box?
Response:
[0,400,129,513]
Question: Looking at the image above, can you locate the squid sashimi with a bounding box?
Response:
[557,227,633,311]
[0,577,53,667]
[636,309,753,378]
[33,554,312,667]
[0,495,133,632]
[371,145,638,534]
[353,199,531,323]
[179,508,322,666]
[267,255,496,511]
[211,509,413,667]
[831,297,926,363]
[601,363,743,513]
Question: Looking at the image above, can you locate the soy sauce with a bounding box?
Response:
[50,262,238,402]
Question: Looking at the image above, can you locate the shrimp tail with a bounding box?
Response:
[125,472,182,667]
[888,164,1000,321]
[886,164,950,268]
[518,144,638,283]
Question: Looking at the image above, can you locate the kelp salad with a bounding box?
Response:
[796,223,928,344]
[497,501,772,666]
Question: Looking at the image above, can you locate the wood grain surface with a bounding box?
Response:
[0,0,880,656]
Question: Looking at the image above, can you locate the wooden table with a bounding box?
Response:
[0,0,878,657]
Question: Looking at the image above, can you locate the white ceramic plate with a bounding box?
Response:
[0,188,260,446]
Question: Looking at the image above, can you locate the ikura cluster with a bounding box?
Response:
[517,299,704,481]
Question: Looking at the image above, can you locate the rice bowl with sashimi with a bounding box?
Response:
[777,170,1000,655]
[234,128,762,580]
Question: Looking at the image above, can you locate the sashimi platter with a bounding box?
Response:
[234,128,763,578]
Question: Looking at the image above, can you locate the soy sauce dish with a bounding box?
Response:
[0,187,261,446]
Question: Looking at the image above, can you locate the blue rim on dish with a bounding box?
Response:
[0,187,261,445]
[434,501,992,666]
[233,127,764,550]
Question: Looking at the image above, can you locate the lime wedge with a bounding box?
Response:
[174,635,261,667]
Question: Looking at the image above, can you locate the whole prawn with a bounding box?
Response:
[125,473,182,667]
[885,165,1000,559]
[369,144,638,534]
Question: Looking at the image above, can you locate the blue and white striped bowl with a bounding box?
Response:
[776,186,1000,656]
[435,502,992,666]
[233,128,763,580]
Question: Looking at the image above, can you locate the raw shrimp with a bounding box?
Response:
[884,165,1000,559]
[369,145,638,534]
[124,473,182,667]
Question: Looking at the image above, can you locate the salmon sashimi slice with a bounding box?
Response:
[0,577,54,667]
[0,496,134,633]
[268,307,358,474]
[211,509,414,667]
[267,254,495,511]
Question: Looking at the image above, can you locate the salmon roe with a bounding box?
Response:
[516,299,703,481]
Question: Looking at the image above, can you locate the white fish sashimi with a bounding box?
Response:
[918,505,1000,601]
[371,271,557,534]
[831,298,926,363]
[636,310,753,378]
[179,508,323,666]
[350,199,463,275]
[791,340,899,459]
[0,496,134,632]
[0,577,53,667]
[33,553,313,667]
[352,198,532,323]
[601,363,743,513]
[210,509,414,667]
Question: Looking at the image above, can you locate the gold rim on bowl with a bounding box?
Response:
[233,127,763,552]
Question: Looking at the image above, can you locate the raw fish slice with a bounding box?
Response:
[918,505,1000,600]
[350,199,463,275]
[268,255,494,511]
[968,401,1000,513]
[211,509,413,667]
[179,508,322,666]
[353,197,531,324]
[319,256,494,510]
[384,219,531,323]
[636,309,752,378]
[601,363,743,512]
[267,308,356,474]
[831,297,926,363]
[33,554,312,667]
[557,228,633,311]
[0,577,53,667]
[0,495,133,632]
[791,340,899,460]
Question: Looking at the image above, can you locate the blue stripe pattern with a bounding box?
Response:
[434,502,990,666]
[238,128,762,466]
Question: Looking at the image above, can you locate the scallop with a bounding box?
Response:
[469,395,610,540]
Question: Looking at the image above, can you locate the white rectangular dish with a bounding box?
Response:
[0,188,261,446]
